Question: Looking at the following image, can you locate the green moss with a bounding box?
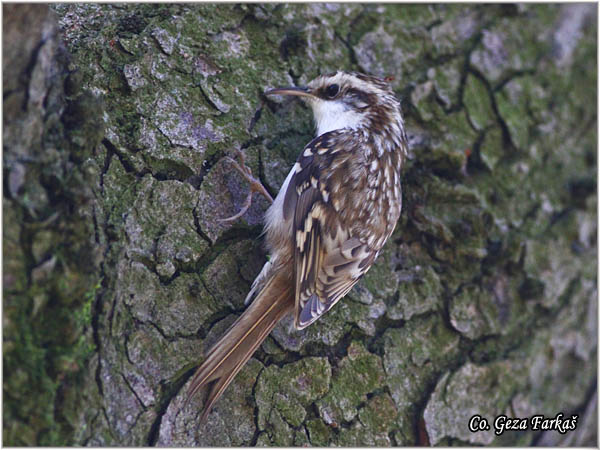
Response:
[385,4,439,27]
[306,418,332,446]
[2,203,28,293]
[463,74,495,131]
[430,59,463,109]
[358,393,398,433]
[3,274,99,446]
[316,341,385,424]
[355,246,396,300]
[424,360,528,445]
[522,237,582,309]
[448,281,528,340]
[389,265,443,320]
[478,125,505,170]
[383,313,461,441]
[256,357,331,433]
[495,79,532,150]
[258,407,294,446]
[335,421,391,446]
[410,173,493,284]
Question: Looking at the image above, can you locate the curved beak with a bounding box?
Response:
[265,86,314,99]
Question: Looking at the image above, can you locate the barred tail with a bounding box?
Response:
[185,271,294,422]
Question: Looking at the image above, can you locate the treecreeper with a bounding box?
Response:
[186,71,409,422]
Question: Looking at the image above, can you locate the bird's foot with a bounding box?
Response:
[220,148,274,223]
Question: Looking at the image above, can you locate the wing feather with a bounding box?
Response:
[287,132,378,330]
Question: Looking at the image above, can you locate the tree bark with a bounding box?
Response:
[3,3,103,445]
[3,3,597,446]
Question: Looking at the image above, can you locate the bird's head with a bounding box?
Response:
[266,71,404,137]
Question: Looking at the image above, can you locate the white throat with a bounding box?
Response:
[310,99,366,136]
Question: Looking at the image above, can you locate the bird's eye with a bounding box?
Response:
[325,84,339,98]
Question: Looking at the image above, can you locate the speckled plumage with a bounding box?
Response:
[186,71,408,421]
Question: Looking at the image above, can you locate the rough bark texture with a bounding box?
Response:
[3,4,104,445]
[3,3,597,446]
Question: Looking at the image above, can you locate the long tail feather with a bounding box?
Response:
[185,271,294,421]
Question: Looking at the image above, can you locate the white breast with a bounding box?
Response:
[264,162,297,252]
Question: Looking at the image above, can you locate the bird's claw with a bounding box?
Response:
[219,149,274,223]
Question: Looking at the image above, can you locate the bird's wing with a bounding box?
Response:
[282,131,377,330]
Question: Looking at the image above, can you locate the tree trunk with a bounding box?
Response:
[3,3,597,446]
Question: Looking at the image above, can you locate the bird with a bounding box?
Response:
[185,71,408,422]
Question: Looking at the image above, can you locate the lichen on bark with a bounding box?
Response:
[4,3,597,446]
